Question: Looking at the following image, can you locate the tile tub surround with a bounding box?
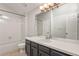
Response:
[25,36,79,56]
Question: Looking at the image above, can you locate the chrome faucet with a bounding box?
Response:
[45,32,51,39]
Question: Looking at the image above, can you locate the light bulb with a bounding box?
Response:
[40,6,44,10]
[44,4,49,9]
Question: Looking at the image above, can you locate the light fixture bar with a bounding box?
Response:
[40,3,64,12]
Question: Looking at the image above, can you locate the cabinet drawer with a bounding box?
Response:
[39,45,49,54]
[31,47,38,56]
[31,42,38,48]
[26,39,30,44]
[39,50,49,56]
[51,49,70,56]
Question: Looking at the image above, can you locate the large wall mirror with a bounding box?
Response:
[51,3,78,40]
[36,3,79,40]
[36,11,51,36]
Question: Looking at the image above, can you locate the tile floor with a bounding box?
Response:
[1,49,27,56]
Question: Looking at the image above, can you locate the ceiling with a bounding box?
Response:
[0,3,42,16]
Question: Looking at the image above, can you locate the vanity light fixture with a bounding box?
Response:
[40,6,44,10]
[48,3,54,7]
[43,9,47,12]
[40,6,47,12]
[44,4,49,9]
[40,3,63,12]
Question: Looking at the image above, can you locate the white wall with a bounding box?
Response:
[25,7,41,36]
[0,10,24,54]
[25,15,28,36]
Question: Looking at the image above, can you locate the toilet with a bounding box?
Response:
[18,43,25,53]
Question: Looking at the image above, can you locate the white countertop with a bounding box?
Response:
[25,36,79,56]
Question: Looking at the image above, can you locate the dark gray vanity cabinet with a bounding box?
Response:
[25,44,30,56]
[25,40,31,56]
[25,39,71,56]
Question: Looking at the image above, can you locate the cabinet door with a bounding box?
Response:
[51,50,70,56]
[39,45,49,54]
[31,47,38,56]
[39,50,49,56]
[25,44,30,56]
[51,51,63,56]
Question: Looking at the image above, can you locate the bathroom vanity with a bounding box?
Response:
[25,37,79,56]
[24,4,79,56]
